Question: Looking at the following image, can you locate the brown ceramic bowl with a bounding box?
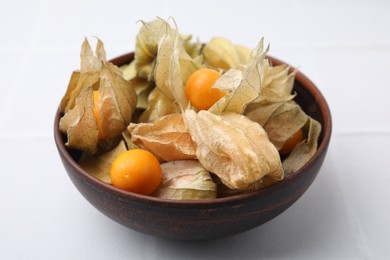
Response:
[54,52,332,240]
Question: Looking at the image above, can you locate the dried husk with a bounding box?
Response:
[120,60,136,80]
[134,19,163,80]
[134,18,202,118]
[81,37,106,73]
[246,100,321,176]
[154,160,217,200]
[182,34,202,58]
[178,52,203,89]
[234,44,251,65]
[97,62,137,139]
[184,109,284,192]
[263,64,295,98]
[264,102,308,150]
[251,101,308,150]
[61,38,105,112]
[121,130,138,150]
[60,71,100,113]
[135,18,201,81]
[209,38,269,115]
[59,87,99,154]
[138,87,179,123]
[60,38,137,153]
[245,102,282,126]
[127,76,155,110]
[244,63,297,125]
[202,37,241,71]
[206,68,243,103]
[251,63,296,105]
[282,117,321,175]
[128,113,197,162]
[120,61,155,110]
[153,19,202,110]
[60,71,81,112]
[240,58,321,175]
[79,140,127,184]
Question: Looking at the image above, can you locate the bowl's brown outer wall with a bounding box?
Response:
[54,53,332,240]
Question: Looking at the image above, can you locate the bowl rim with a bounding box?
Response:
[54,53,332,206]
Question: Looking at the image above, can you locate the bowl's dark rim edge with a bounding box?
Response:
[54,53,332,207]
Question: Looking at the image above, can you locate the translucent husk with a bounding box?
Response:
[208,38,269,115]
[59,86,98,154]
[203,37,241,70]
[59,38,137,154]
[138,87,179,123]
[136,19,202,120]
[97,62,137,139]
[183,110,284,192]
[79,140,127,184]
[128,113,197,162]
[282,117,321,175]
[154,160,217,200]
[246,101,322,176]
[128,76,155,110]
[153,19,202,110]
[134,18,201,81]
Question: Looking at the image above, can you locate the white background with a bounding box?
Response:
[1,0,390,259]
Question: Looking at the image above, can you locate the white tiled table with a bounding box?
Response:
[1,1,389,259]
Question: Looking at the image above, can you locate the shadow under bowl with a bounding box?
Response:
[54,53,332,240]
